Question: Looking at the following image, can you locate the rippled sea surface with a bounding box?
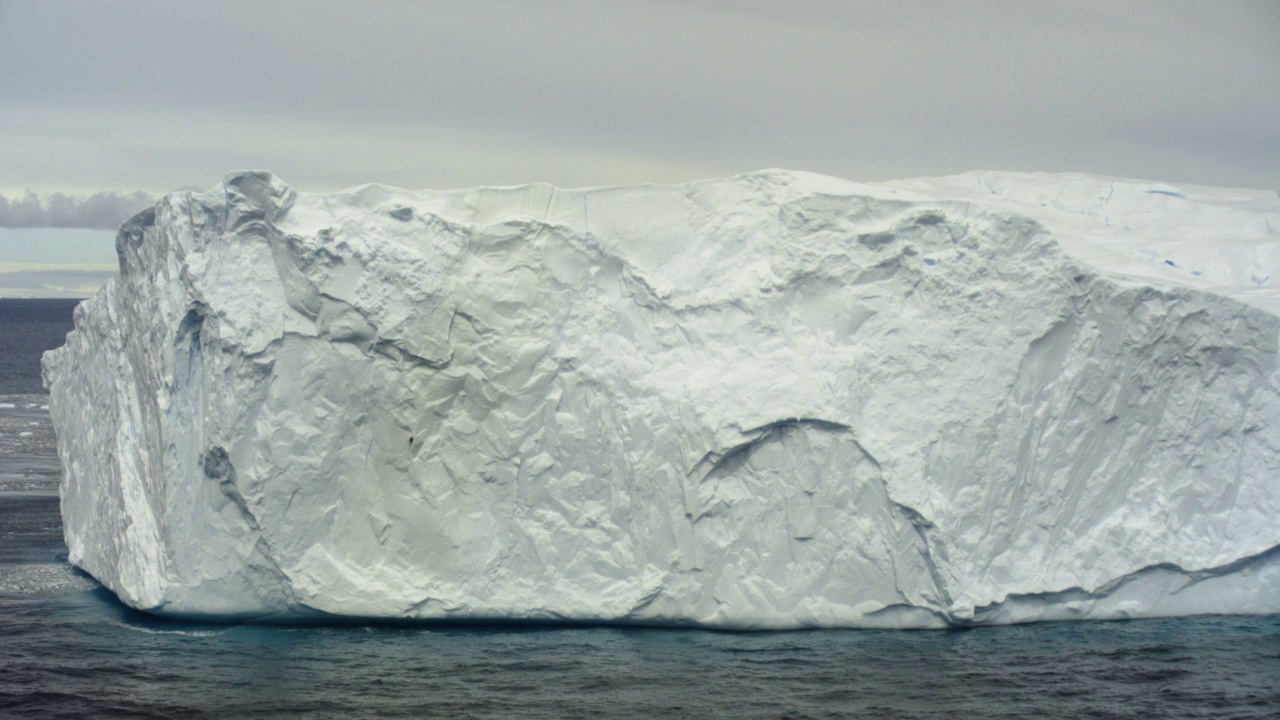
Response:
[3,299,1279,718]
[0,299,80,395]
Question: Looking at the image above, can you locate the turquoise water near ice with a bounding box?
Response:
[2,299,1278,718]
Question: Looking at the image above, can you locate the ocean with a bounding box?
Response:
[1,298,1278,719]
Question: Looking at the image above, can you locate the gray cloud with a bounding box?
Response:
[0,190,155,229]
[0,0,1277,197]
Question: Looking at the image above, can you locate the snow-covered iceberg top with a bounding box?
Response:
[43,169,1280,627]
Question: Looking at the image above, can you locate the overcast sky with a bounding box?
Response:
[1,0,1278,293]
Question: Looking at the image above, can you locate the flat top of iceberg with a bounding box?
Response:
[269,168,1280,315]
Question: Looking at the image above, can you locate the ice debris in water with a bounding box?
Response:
[42,169,1280,627]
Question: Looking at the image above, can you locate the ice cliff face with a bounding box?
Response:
[43,170,1280,627]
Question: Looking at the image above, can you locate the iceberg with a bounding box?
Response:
[42,170,1280,627]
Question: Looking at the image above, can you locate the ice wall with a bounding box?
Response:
[42,170,1280,626]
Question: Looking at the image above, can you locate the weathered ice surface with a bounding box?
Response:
[43,170,1280,627]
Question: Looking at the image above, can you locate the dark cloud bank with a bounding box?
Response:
[0,190,155,230]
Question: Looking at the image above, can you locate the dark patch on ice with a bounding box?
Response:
[856,231,896,248]
[202,446,259,532]
[176,307,205,351]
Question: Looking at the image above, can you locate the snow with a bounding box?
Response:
[41,169,1280,627]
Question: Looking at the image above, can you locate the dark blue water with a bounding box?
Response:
[2,298,1279,718]
[0,299,80,394]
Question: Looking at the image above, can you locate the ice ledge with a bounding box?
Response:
[144,544,1280,629]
